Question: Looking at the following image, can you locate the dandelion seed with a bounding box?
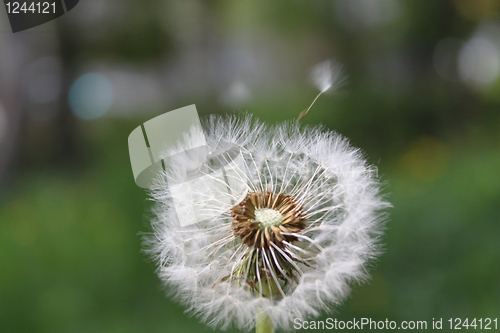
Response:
[145,112,389,331]
[299,60,346,120]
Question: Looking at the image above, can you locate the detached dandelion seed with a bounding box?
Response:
[144,62,388,332]
[299,60,346,120]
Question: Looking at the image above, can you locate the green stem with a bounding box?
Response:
[256,308,274,333]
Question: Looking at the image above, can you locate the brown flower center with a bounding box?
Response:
[230,191,306,248]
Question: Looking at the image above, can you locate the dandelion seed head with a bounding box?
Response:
[145,113,389,331]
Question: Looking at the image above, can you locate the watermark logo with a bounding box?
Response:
[3,0,79,32]
[128,105,247,227]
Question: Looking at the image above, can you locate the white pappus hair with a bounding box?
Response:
[144,113,389,331]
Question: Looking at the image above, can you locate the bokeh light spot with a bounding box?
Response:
[458,36,500,86]
[69,73,113,120]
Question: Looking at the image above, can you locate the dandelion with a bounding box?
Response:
[143,61,389,332]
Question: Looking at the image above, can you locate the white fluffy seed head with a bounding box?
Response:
[145,113,389,331]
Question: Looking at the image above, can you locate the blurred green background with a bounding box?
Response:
[1,0,499,332]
